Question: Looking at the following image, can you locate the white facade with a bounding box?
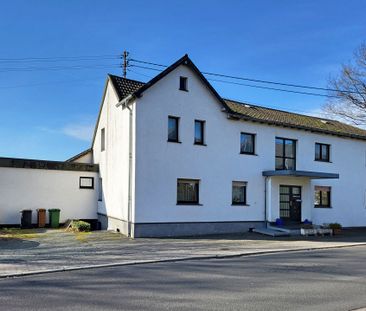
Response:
[92,80,136,233]
[0,167,98,225]
[91,58,366,237]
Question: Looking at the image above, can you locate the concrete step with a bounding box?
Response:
[253,228,290,237]
[267,225,301,236]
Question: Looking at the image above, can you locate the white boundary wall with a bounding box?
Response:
[0,167,98,225]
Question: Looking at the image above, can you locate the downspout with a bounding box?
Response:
[264,176,268,228]
[116,94,134,237]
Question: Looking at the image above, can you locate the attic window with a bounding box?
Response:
[179,76,188,91]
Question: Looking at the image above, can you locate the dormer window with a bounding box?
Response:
[179,76,188,91]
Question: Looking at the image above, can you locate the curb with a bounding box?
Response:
[2,242,366,279]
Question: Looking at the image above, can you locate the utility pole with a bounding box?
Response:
[123,50,129,78]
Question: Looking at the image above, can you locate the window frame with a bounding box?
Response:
[79,177,94,189]
[179,76,188,91]
[315,142,330,162]
[194,120,206,145]
[101,128,106,152]
[231,181,248,206]
[168,116,180,143]
[314,186,331,208]
[177,178,200,205]
[240,132,256,155]
[275,137,296,170]
[98,178,103,201]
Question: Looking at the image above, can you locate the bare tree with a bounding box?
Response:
[324,44,366,126]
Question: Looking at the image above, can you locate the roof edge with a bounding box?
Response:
[0,156,99,172]
[66,148,92,162]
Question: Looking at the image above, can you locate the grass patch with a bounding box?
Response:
[74,231,92,243]
[0,228,44,239]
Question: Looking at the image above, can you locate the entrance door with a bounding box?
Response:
[279,185,302,222]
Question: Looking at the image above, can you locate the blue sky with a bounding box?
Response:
[0,0,365,160]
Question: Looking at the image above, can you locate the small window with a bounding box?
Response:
[194,120,205,145]
[240,133,255,155]
[179,76,188,91]
[101,128,106,152]
[80,177,94,189]
[98,178,103,201]
[168,116,179,142]
[315,143,330,162]
[314,186,331,208]
[177,179,199,204]
[232,181,247,205]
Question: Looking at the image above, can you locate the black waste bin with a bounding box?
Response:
[20,210,33,229]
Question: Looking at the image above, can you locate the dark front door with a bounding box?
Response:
[279,185,302,222]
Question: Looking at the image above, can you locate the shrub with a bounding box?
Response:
[71,220,91,232]
[301,224,314,229]
[328,223,342,230]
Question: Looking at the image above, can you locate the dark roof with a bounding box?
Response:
[108,75,145,101]
[225,99,366,140]
[106,55,366,141]
[66,148,92,162]
[129,54,231,112]
[0,157,99,172]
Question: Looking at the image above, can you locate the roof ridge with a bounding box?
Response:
[223,97,337,123]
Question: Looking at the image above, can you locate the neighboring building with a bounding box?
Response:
[2,54,366,237]
[90,54,366,237]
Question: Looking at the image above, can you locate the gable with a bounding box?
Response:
[94,54,366,142]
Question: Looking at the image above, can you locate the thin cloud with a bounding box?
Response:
[62,123,94,141]
[37,122,94,142]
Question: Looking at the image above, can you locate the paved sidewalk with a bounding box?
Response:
[1,228,366,277]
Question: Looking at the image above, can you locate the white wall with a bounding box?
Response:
[0,167,98,224]
[134,63,366,227]
[92,79,135,229]
[71,151,93,164]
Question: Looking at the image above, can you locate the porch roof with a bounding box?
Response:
[262,170,339,179]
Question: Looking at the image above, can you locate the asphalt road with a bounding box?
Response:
[1,246,366,311]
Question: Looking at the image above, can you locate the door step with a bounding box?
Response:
[253,228,290,237]
[268,224,301,236]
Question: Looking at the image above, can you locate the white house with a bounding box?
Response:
[89,54,366,237]
[2,54,366,237]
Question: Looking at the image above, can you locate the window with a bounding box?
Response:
[232,181,247,205]
[240,133,255,154]
[179,76,188,91]
[314,186,331,208]
[194,120,205,145]
[101,128,105,151]
[275,137,296,170]
[168,116,180,142]
[98,178,103,201]
[177,179,199,204]
[315,143,330,162]
[80,177,94,189]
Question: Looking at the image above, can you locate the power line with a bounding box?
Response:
[0,54,120,63]
[129,64,339,98]
[129,58,167,68]
[129,58,363,95]
[207,78,339,98]
[0,63,121,73]
[128,67,329,117]
[0,76,104,89]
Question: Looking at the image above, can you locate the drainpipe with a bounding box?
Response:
[264,176,268,228]
[116,95,134,237]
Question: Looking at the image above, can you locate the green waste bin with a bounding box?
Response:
[48,209,60,228]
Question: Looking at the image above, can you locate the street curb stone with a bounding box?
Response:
[2,242,366,279]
